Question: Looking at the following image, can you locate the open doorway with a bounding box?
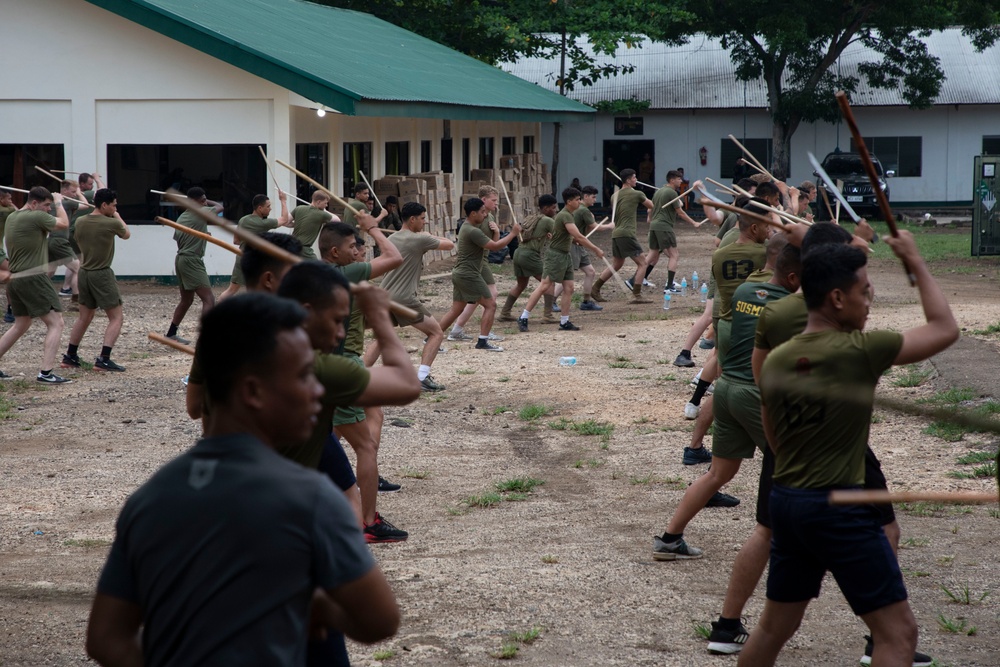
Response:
[602,139,655,206]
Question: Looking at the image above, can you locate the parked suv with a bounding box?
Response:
[814,151,893,220]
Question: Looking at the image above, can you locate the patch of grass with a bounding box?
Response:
[923,421,969,442]
[989,508,1000,519]
[485,406,510,416]
[572,420,614,437]
[936,614,976,635]
[547,418,572,431]
[608,355,647,369]
[456,368,476,375]
[693,622,712,640]
[399,468,430,479]
[63,538,111,548]
[446,506,468,516]
[947,470,976,480]
[0,395,16,420]
[871,412,884,424]
[972,461,997,478]
[518,404,552,421]
[464,492,502,508]
[868,221,970,263]
[956,450,996,465]
[426,394,448,403]
[494,643,519,659]
[655,358,674,365]
[496,477,545,493]
[971,321,1000,335]
[937,555,956,566]
[629,474,654,485]
[902,569,932,578]
[541,555,558,564]
[918,387,977,406]
[901,537,930,549]
[636,339,651,344]
[655,374,677,384]
[373,649,396,661]
[128,351,152,360]
[900,502,947,517]
[941,584,990,605]
[508,627,542,645]
[572,458,604,469]
[893,364,932,387]
[623,374,652,380]
[504,492,529,502]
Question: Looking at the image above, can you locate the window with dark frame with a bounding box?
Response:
[343,142,372,200]
[420,140,432,172]
[982,136,1000,156]
[441,138,453,174]
[502,136,516,156]
[478,137,494,169]
[0,144,65,207]
[523,135,535,154]
[461,138,470,182]
[850,137,922,177]
[384,141,410,176]
[720,138,774,180]
[294,143,329,203]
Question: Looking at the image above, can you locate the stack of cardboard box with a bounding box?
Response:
[371,171,457,265]
[460,152,549,237]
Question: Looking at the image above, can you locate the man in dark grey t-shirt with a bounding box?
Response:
[86,294,399,667]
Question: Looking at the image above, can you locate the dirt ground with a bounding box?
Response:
[1,221,999,666]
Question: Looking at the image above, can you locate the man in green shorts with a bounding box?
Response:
[341,182,370,228]
[591,168,653,303]
[61,188,130,372]
[49,180,90,304]
[0,186,71,383]
[645,170,703,293]
[367,201,454,391]
[518,187,605,332]
[164,187,222,345]
[566,185,612,311]
[438,198,520,352]
[218,191,290,300]
[1,190,16,322]
[653,233,799,561]
[499,194,556,323]
[447,185,506,342]
[290,190,332,259]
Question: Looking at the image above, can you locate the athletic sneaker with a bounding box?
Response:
[37,372,71,384]
[579,300,603,311]
[487,331,505,342]
[705,491,740,508]
[652,535,703,561]
[167,333,191,346]
[181,375,189,386]
[666,286,682,294]
[699,337,716,350]
[683,446,712,465]
[475,339,503,352]
[446,330,474,342]
[61,353,82,368]
[860,636,933,667]
[624,278,635,290]
[559,320,580,331]
[684,402,700,420]
[58,287,73,297]
[517,318,528,332]
[642,279,656,288]
[3,310,14,323]
[378,476,401,493]
[420,375,445,392]
[674,353,695,368]
[707,620,750,655]
[0,370,13,379]
[364,513,408,543]
[94,357,126,372]
[551,304,561,312]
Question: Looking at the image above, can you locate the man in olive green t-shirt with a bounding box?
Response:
[592,168,653,303]
[218,191,290,300]
[62,188,130,372]
[499,194,556,323]
[340,182,369,229]
[645,170,702,293]
[0,186,71,383]
[165,187,223,345]
[290,191,332,259]
[448,185,504,342]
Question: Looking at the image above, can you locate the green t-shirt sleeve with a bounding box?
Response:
[421,235,441,253]
[342,262,373,283]
[861,330,905,377]
[316,353,372,406]
[467,224,490,248]
[33,211,57,232]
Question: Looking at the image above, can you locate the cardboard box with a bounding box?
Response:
[413,172,445,191]
[463,181,483,195]
[399,194,420,205]
[398,179,419,197]
[470,168,494,183]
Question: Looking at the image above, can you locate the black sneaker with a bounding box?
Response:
[517,317,528,332]
[860,635,933,667]
[673,353,695,368]
[0,370,13,379]
[652,535,703,561]
[420,375,445,392]
[37,372,71,384]
[579,300,603,311]
[707,620,750,654]
[624,278,635,290]
[475,338,504,352]
[364,513,408,543]
[683,446,712,465]
[61,353,82,368]
[705,491,740,508]
[94,357,126,372]
[58,287,73,297]
[3,308,13,324]
[378,476,401,493]
[558,320,580,331]
[167,333,191,346]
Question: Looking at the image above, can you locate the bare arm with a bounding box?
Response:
[352,283,420,406]
[483,222,521,251]
[277,191,291,226]
[86,594,143,667]
[564,220,604,258]
[319,567,400,643]
[642,199,654,211]
[676,206,701,228]
[52,194,69,231]
[889,231,959,365]
[436,236,455,251]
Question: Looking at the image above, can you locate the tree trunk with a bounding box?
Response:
[770,118,799,182]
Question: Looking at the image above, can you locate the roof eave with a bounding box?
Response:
[353,100,593,122]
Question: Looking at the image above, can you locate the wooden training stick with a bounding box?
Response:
[834,179,843,222]
[728,134,774,180]
[835,91,916,285]
[829,490,998,506]
[496,176,523,242]
[605,167,655,191]
[817,184,837,221]
[275,159,357,213]
[359,171,383,210]
[151,188,189,199]
[701,199,786,232]
[660,189,695,209]
[705,177,738,196]
[737,157,772,180]
[32,166,92,207]
[745,198,812,226]
[599,253,631,294]
[148,331,195,356]
[163,190,420,320]
[584,216,610,239]
[155,216,242,255]
[51,169,81,175]
[256,147,310,207]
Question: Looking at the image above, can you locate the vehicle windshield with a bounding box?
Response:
[822,155,884,177]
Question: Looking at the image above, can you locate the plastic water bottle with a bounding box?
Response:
[559,357,577,366]
[700,282,708,303]
[681,277,688,297]
[663,292,671,310]
[692,270,699,285]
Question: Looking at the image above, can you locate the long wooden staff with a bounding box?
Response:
[698,199,787,232]
[359,171,383,210]
[728,183,812,226]
[660,188,695,209]
[274,159,356,213]
[51,169,81,175]
[728,135,775,181]
[584,216,610,239]
[496,175,523,242]
[605,167,656,192]
[705,178,738,196]
[829,490,997,506]
[148,332,195,355]
[155,216,242,255]
[255,147,310,207]
[163,190,419,320]
[835,91,915,285]
[32,167,92,207]
[817,184,837,221]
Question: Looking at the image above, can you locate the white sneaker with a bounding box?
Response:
[446,330,475,342]
[684,402,700,420]
[487,331,505,342]
[642,279,656,288]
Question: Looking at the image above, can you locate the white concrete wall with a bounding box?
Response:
[543,106,997,205]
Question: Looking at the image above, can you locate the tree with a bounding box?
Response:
[657,1,1000,179]
[314,0,690,189]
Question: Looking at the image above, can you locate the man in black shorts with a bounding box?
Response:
[62,189,130,372]
[736,229,957,667]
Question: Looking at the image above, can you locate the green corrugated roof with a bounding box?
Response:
[84,0,594,122]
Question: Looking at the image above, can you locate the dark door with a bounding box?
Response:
[602,139,655,205]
